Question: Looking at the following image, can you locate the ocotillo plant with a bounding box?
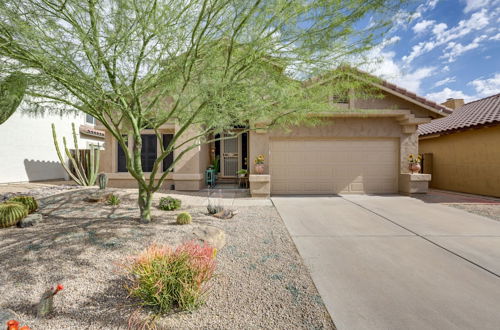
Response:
[52,123,100,186]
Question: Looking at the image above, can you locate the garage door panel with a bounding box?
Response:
[270,139,398,195]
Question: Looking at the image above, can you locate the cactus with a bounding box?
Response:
[176,212,192,225]
[8,195,38,213]
[97,173,108,189]
[52,123,100,186]
[0,72,28,125]
[36,284,63,318]
[0,202,28,228]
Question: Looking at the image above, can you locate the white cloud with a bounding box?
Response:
[403,9,491,64]
[464,0,490,13]
[426,87,475,103]
[364,48,435,93]
[441,35,488,62]
[491,33,500,40]
[413,20,435,34]
[432,23,448,34]
[470,73,500,97]
[442,65,450,72]
[434,76,456,87]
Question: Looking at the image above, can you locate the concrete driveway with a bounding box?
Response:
[272,195,500,330]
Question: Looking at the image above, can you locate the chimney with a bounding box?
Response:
[441,98,464,110]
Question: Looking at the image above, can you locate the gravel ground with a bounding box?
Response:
[0,189,334,329]
[0,183,84,202]
[447,204,500,222]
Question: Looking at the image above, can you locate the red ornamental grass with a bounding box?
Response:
[124,241,217,314]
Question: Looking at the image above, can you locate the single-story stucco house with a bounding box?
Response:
[97,78,451,197]
[419,94,500,198]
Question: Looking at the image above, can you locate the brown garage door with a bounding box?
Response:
[270,139,399,194]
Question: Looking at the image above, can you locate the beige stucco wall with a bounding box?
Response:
[354,91,439,119]
[419,125,500,197]
[250,117,419,176]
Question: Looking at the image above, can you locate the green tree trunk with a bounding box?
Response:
[138,186,153,223]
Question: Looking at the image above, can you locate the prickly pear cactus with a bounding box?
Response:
[8,196,38,213]
[97,173,108,190]
[0,202,28,228]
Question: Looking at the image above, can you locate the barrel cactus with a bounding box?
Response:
[0,202,28,228]
[176,212,192,225]
[8,195,38,213]
[97,173,108,190]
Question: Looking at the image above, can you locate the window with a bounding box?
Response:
[141,134,157,172]
[162,134,174,172]
[117,136,128,172]
[85,114,96,125]
[117,134,174,173]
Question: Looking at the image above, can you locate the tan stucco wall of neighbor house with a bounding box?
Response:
[419,125,500,198]
[98,123,208,191]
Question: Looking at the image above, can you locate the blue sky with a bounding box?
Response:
[366,0,500,103]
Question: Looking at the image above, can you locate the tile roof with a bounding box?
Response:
[79,125,105,138]
[418,93,500,136]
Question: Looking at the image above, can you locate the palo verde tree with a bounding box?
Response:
[0,0,407,222]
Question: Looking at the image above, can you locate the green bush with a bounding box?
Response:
[158,196,181,211]
[124,242,217,314]
[0,202,28,228]
[107,194,121,206]
[176,212,192,225]
[8,195,38,213]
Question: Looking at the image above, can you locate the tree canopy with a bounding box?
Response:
[0,0,408,221]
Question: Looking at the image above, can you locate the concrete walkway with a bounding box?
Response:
[272,195,500,330]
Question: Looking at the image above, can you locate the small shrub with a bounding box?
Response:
[0,202,28,228]
[158,196,181,211]
[8,195,38,213]
[123,242,217,314]
[176,212,192,225]
[106,194,120,206]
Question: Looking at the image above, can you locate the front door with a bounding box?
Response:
[221,133,241,177]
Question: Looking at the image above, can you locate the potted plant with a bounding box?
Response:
[408,154,422,174]
[254,154,265,174]
[237,169,248,178]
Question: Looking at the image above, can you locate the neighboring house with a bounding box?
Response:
[419,94,500,198]
[98,75,450,197]
[0,111,105,183]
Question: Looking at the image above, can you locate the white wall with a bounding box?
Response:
[0,111,101,183]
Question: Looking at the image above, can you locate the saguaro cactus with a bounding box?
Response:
[52,123,100,186]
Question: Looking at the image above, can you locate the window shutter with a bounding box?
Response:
[117,136,128,172]
[162,134,174,172]
[141,134,157,172]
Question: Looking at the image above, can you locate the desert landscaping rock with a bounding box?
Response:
[184,225,227,250]
[0,189,334,329]
[17,213,43,228]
